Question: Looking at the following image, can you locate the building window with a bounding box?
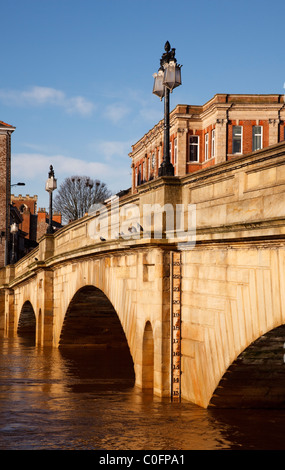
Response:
[174,138,177,165]
[189,136,199,162]
[135,167,138,186]
[169,141,172,163]
[211,129,215,157]
[252,125,263,151]
[151,152,155,169]
[233,125,242,154]
[205,133,209,160]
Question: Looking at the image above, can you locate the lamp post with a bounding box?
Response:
[152,41,182,177]
[10,222,18,264]
[45,165,57,234]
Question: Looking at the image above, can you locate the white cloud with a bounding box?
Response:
[100,88,163,126]
[0,86,95,117]
[90,140,132,161]
[12,152,129,181]
[21,86,65,104]
[125,88,163,123]
[103,103,131,123]
[11,152,132,208]
[65,96,95,116]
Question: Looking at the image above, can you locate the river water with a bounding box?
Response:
[0,336,284,451]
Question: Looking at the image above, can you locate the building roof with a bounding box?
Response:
[0,120,15,130]
[130,93,285,153]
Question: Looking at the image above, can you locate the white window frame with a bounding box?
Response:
[169,141,172,163]
[252,125,263,151]
[189,135,199,162]
[205,133,209,161]
[174,138,178,165]
[233,125,243,154]
[211,129,215,157]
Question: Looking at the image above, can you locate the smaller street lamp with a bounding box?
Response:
[10,222,18,264]
[153,41,182,177]
[11,182,25,187]
[45,165,57,234]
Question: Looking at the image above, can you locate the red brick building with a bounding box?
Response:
[0,119,62,266]
[130,94,285,192]
[11,194,62,260]
[36,207,62,240]
[0,121,15,266]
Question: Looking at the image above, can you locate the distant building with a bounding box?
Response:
[10,194,62,262]
[36,206,62,240]
[11,194,38,243]
[129,94,285,193]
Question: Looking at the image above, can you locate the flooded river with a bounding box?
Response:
[0,336,284,451]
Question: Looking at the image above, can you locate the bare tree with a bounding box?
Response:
[54,176,111,223]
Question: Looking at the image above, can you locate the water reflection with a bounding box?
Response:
[0,336,284,450]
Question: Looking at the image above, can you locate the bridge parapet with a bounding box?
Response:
[179,140,285,242]
[14,247,40,278]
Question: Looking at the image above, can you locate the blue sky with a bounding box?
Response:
[1,0,285,209]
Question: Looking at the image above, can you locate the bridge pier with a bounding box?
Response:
[35,269,54,347]
[0,265,54,347]
[0,290,5,333]
[134,249,174,398]
[4,289,15,338]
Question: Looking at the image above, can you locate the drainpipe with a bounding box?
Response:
[278,95,285,140]
[225,100,234,161]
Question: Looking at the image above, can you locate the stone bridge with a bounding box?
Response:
[1,141,285,408]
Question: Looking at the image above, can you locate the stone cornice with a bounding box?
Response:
[180,140,285,187]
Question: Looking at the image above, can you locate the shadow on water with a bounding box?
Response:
[206,325,285,449]
[58,346,135,393]
[208,407,285,450]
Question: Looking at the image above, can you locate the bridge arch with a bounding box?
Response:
[210,324,285,408]
[17,300,36,345]
[59,285,131,349]
[59,285,135,381]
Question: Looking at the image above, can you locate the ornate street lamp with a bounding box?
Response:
[10,222,18,264]
[153,41,182,177]
[45,165,57,234]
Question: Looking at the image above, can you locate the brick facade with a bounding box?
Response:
[0,121,15,266]
[11,195,38,242]
[11,195,63,244]
[130,94,285,193]
[36,207,62,241]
